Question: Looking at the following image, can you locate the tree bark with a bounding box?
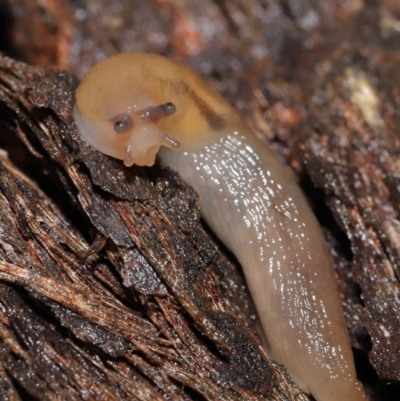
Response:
[0,0,399,400]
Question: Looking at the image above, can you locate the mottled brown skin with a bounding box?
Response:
[74,52,367,401]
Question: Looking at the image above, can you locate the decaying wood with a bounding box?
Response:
[0,0,399,400]
[0,57,291,400]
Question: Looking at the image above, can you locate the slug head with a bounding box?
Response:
[73,52,182,167]
[73,100,180,167]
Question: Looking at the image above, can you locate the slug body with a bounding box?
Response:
[74,52,366,401]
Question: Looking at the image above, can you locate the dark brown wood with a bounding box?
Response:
[0,0,399,400]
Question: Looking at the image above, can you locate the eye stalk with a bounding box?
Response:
[113,115,132,134]
[106,102,181,167]
[161,102,176,116]
[141,102,177,122]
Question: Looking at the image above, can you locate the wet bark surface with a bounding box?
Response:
[0,0,399,400]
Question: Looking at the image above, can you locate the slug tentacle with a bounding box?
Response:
[74,52,367,401]
[124,144,134,167]
[141,102,177,121]
[112,114,132,134]
[162,133,181,151]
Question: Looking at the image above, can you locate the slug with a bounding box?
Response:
[74,52,366,401]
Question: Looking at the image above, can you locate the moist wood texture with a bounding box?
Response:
[0,0,399,400]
